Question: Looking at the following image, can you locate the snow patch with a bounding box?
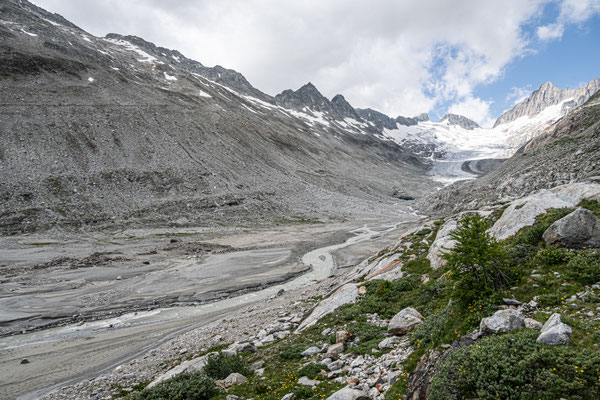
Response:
[198,90,212,98]
[88,77,95,82]
[42,18,62,27]
[104,38,158,63]
[20,29,38,37]
[164,72,177,81]
[172,55,180,63]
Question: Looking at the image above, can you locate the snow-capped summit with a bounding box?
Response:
[494,78,600,127]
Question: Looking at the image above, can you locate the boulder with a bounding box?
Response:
[216,372,248,389]
[378,336,402,350]
[298,376,317,387]
[536,313,572,345]
[479,309,525,334]
[524,318,543,329]
[336,330,351,344]
[326,386,370,400]
[543,208,600,249]
[388,307,423,335]
[326,343,344,359]
[301,346,321,357]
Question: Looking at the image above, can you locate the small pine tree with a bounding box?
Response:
[443,213,513,306]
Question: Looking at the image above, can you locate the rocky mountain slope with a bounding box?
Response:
[0,0,434,234]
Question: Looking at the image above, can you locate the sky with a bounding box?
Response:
[31,0,600,127]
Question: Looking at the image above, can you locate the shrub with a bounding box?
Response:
[429,331,600,400]
[402,256,431,275]
[535,246,569,265]
[279,342,310,360]
[578,198,600,218]
[565,249,600,285]
[132,372,216,400]
[411,304,453,348]
[507,242,538,264]
[443,213,516,306]
[298,363,326,379]
[203,352,251,379]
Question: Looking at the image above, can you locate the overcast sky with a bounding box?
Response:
[31,0,600,126]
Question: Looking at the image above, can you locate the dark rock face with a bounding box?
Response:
[355,108,398,130]
[439,113,480,130]
[275,82,332,113]
[543,208,600,249]
[330,94,362,120]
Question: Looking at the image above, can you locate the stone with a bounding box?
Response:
[536,313,572,345]
[217,372,248,388]
[378,336,402,350]
[234,342,257,353]
[20,358,29,364]
[503,298,522,306]
[387,307,423,335]
[322,328,332,336]
[326,343,344,359]
[301,346,321,357]
[543,208,600,249]
[524,318,543,329]
[350,355,365,368]
[250,360,264,371]
[281,394,296,400]
[326,386,370,400]
[226,396,240,400]
[327,360,343,371]
[298,376,317,387]
[257,329,268,340]
[336,330,351,344]
[479,309,525,334]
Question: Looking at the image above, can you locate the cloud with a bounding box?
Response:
[505,85,533,105]
[537,23,565,40]
[537,0,600,41]
[32,0,552,119]
[448,97,494,128]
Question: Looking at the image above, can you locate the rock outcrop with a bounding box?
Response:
[543,207,600,249]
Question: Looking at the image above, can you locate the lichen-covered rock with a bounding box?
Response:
[388,307,423,335]
[543,207,600,249]
[536,313,572,345]
[479,309,525,335]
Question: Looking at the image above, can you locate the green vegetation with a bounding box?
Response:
[578,198,600,218]
[429,331,600,400]
[132,372,216,400]
[203,353,251,380]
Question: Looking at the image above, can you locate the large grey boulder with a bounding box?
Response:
[479,309,525,334]
[326,386,370,400]
[536,313,572,345]
[388,307,423,335]
[216,372,248,389]
[543,208,600,249]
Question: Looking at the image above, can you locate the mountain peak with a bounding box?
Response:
[493,78,600,127]
[331,94,361,120]
[439,113,480,130]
